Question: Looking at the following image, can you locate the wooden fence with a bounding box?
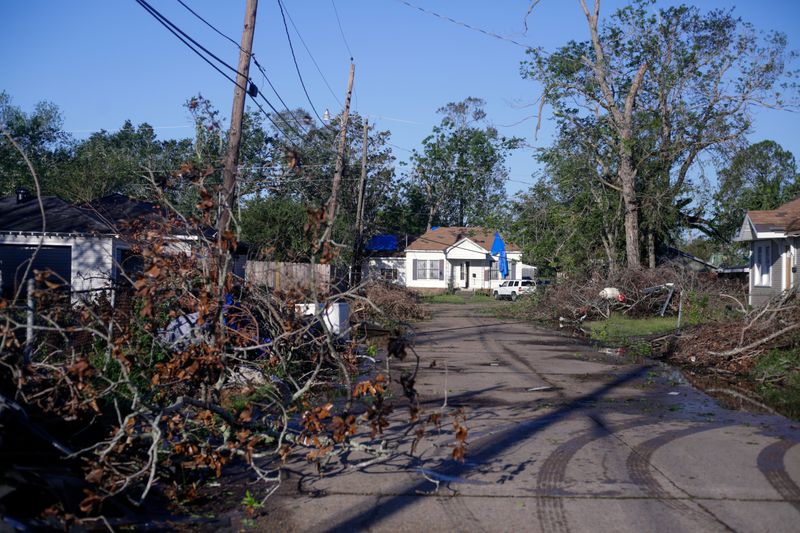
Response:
[245,261,346,293]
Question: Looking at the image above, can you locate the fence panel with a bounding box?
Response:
[246,261,346,293]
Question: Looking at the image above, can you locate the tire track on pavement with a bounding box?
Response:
[757,439,800,513]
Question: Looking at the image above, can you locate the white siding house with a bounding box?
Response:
[735,197,800,306]
[0,191,246,299]
[363,256,406,284]
[364,227,533,293]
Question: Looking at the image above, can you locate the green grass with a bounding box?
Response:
[422,292,495,305]
[585,314,679,342]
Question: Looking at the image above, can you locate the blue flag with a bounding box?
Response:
[499,250,509,278]
[490,232,509,278]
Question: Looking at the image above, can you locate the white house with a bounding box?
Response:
[364,227,534,293]
[735,196,800,306]
[0,191,246,299]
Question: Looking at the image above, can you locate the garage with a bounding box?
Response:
[0,244,72,299]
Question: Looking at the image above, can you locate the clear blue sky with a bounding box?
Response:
[1,0,799,196]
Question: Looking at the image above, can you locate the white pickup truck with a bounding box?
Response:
[493,279,536,301]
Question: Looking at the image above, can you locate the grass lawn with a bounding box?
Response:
[585,313,679,342]
[422,292,495,305]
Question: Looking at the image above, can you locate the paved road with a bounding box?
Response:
[272,303,800,532]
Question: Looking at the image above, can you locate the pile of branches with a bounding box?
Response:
[671,289,800,374]
[520,265,744,325]
[0,182,455,529]
[352,279,430,323]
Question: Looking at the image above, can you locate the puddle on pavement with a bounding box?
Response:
[682,370,778,416]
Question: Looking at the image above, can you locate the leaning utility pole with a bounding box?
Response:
[350,117,369,285]
[322,63,355,243]
[218,0,258,247]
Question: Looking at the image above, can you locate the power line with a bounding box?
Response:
[136,0,248,80]
[394,0,534,51]
[134,0,305,146]
[330,0,354,60]
[278,0,344,108]
[135,0,244,88]
[277,0,335,130]
[174,0,313,136]
[175,0,243,50]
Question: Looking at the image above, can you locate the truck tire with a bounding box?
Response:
[493,291,499,300]
[511,292,517,301]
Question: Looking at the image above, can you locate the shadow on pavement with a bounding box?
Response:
[322,365,651,533]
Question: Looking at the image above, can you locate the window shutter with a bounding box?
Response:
[438,259,444,280]
[412,259,418,280]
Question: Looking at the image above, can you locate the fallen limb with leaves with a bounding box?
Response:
[0,173,465,530]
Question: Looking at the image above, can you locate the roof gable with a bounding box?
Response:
[446,237,489,255]
[406,227,520,252]
[745,196,800,236]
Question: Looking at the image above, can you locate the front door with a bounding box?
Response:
[463,261,470,289]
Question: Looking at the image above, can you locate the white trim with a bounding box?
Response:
[783,242,795,291]
[753,242,772,287]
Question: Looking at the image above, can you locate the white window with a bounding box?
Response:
[414,259,443,280]
[754,243,771,287]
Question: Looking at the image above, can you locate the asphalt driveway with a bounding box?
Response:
[270,303,800,532]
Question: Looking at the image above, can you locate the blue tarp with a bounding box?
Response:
[490,232,509,278]
[365,234,398,252]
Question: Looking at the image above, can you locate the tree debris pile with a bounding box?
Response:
[516,266,743,325]
[0,192,456,529]
[671,290,800,374]
[352,280,430,323]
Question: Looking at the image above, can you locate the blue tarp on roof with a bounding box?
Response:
[365,234,398,252]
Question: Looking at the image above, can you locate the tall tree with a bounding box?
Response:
[510,117,624,275]
[239,109,398,263]
[714,140,800,242]
[408,97,520,229]
[523,0,797,269]
[0,92,71,196]
[55,120,193,202]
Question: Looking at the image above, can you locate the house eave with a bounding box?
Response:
[0,230,117,239]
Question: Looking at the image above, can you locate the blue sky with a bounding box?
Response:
[1,0,799,197]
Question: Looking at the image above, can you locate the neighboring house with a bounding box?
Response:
[735,196,800,306]
[362,234,407,285]
[0,190,246,299]
[364,227,534,292]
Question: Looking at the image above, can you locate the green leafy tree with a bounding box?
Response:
[714,140,800,243]
[522,0,797,269]
[0,91,71,196]
[511,118,623,275]
[240,109,397,263]
[54,120,194,202]
[240,196,311,261]
[408,97,520,229]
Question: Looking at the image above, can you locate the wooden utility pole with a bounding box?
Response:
[351,118,369,285]
[218,0,258,246]
[324,63,356,235]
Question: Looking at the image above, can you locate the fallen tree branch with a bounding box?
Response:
[710,322,800,358]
